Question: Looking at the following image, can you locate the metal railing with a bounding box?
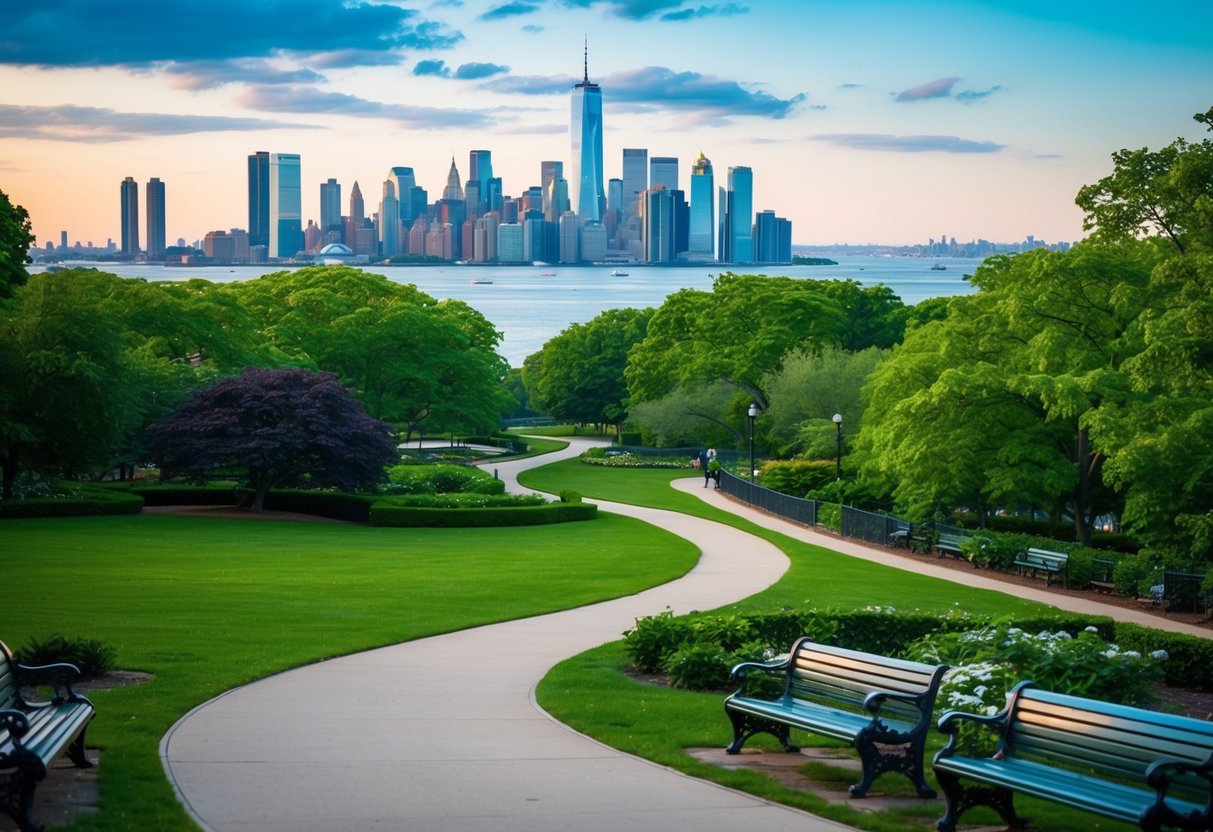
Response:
[719,470,816,527]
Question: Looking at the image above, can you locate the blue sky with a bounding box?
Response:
[2,0,1211,248]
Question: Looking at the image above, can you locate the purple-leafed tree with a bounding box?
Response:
[149,367,398,511]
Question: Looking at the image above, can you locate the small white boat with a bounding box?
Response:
[471,279,493,284]
[610,269,629,277]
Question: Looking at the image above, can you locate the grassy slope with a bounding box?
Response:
[0,512,697,830]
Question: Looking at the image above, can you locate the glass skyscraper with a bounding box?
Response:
[689,152,715,260]
[269,152,302,259]
[320,178,342,240]
[621,148,647,220]
[145,177,165,258]
[120,176,139,255]
[469,150,492,215]
[247,151,270,250]
[570,50,604,223]
[650,156,678,191]
[726,165,754,264]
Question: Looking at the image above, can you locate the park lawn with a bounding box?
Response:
[0,512,698,831]
[528,461,1133,832]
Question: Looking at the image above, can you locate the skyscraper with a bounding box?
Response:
[320,178,342,240]
[641,186,674,263]
[390,167,416,227]
[725,165,754,264]
[688,152,715,260]
[379,177,400,256]
[570,45,604,223]
[443,158,465,202]
[145,177,165,259]
[247,151,270,250]
[469,150,492,215]
[650,156,678,191]
[621,148,647,220]
[269,153,302,259]
[120,176,139,255]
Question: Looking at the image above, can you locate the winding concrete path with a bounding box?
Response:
[162,438,1209,831]
[161,438,852,831]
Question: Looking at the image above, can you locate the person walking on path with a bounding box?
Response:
[707,448,721,489]
[698,448,711,487]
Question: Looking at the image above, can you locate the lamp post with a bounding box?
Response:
[747,402,759,482]
[832,413,843,480]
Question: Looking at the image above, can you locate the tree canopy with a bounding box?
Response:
[0,189,33,300]
[149,367,398,511]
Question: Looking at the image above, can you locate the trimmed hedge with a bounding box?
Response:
[0,485,144,519]
[261,490,377,522]
[1114,622,1213,691]
[123,485,241,507]
[370,501,597,528]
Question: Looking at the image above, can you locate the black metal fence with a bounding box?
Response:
[719,470,816,527]
[841,505,906,547]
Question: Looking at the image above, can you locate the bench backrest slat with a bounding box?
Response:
[1,641,18,710]
[1008,686,1213,797]
[787,640,940,721]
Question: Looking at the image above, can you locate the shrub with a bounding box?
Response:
[16,634,117,678]
[580,448,690,469]
[0,484,144,519]
[383,463,504,495]
[379,493,545,509]
[369,501,597,528]
[261,489,376,522]
[663,641,732,690]
[559,490,582,503]
[1114,623,1213,691]
[815,502,841,532]
[758,459,836,497]
[623,610,693,673]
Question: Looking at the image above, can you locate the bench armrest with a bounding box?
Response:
[1145,754,1213,789]
[934,708,1011,760]
[1144,755,1213,828]
[728,655,790,691]
[0,708,32,741]
[863,689,929,719]
[15,660,85,706]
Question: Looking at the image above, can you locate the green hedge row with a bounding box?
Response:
[261,490,376,522]
[0,485,144,518]
[122,484,241,506]
[370,502,597,527]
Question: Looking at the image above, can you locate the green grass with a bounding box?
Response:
[0,513,697,830]
[527,460,1139,832]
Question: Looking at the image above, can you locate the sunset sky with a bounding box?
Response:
[3,0,1211,250]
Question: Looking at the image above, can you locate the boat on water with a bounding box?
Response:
[930,263,947,271]
[610,269,630,277]
[540,271,557,276]
[471,279,493,284]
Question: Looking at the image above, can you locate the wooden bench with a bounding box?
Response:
[724,637,947,798]
[935,532,979,566]
[1,640,96,832]
[1091,556,1116,593]
[1013,546,1069,587]
[933,681,1213,832]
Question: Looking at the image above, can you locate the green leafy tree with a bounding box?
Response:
[627,381,740,449]
[1076,106,1213,254]
[523,307,652,437]
[0,189,33,300]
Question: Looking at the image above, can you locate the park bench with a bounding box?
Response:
[724,636,947,798]
[1013,546,1068,587]
[1,640,96,832]
[933,681,1213,832]
[1091,556,1116,593]
[935,532,984,566]
[889,524,931,554]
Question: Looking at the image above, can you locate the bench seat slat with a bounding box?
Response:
[727,696,913,742]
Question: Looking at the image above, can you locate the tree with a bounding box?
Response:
[149,367,398,511]
[523,307,652,437]
[1075,106,1213,254]
[0,190,33,301]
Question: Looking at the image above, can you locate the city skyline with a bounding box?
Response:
[3,1,1212,250]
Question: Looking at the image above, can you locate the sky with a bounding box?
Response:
[3,0,1212,251]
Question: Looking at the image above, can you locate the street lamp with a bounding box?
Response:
[832,413,843,479]
[748,402,759,482]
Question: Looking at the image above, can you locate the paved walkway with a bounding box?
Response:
[161,438,1208,831]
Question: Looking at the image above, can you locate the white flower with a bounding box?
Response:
[1150,650,1169,661]
[1084,625,1099,633]
[1124,650,1141,659]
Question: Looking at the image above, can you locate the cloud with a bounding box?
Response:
[0,1,461,68]
[454,62,510,80]
[414,60,452,77]
[481,2,540,20]
[163,60,327,91]
[813,133,1006,153]
[957,85,1003,102]
[895,77,961,101]
[557,0,747,20]
[485,65,803,122]
[0,104,310,143]
[236,86,496,129]
[522,24,545,33]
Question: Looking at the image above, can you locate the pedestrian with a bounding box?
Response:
[698,448,710,487]
[707,448,720,488]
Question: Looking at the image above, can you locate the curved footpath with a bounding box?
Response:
[162,439,1208,832]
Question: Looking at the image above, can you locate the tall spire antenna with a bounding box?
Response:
[583,36,588,83]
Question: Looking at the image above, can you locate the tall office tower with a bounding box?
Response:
[650,156,678,192]
[570,45,604,222]
[540,161,562,216]
[268,153,303,259]
[621,148,647,220]
[486,177,503,214]
[389,167,416,226]
[437,199,466,260]
[724,165,754,264]
[469,150,492,215]
[671,189,689,257]
[247,151,270,249]
[607,177,623,214]
[379,177,400,256]
[497,223,524,264]
[59,231,68,250]
[320,178,342,241]
[442,158,464,201]
[753,210,792,264]
[120,176,140,254]
[558,211,580,264]
[473,213,499,263]
[500,198,519,224]
[545,176,569,223]
[145,177,165,259]
[641,186,674,263]
[579,222,608,262]
[521,186,544,215]
[688,152,715,260]
[523,213,547,263]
